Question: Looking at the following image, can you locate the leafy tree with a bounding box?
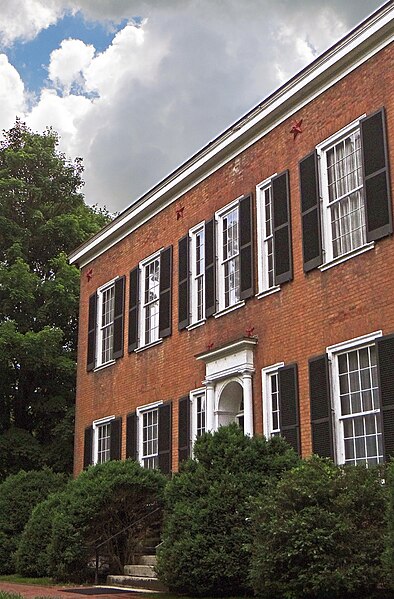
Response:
[156,424,299,596]
[0,468,67,574]
[0,119,109,477]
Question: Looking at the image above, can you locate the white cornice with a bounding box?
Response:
[69,2,394,268]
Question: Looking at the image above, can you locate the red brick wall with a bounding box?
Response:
[74,42,394,476]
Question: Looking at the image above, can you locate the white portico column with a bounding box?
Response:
[242,371,254,436]
[204,380,215,432]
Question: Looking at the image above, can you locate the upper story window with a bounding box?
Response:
[128,246,172,352]
[300,108,392,273]
[256,171,292,296]
[190,223,205,325]
[87,276,125,372]
[217,202,240,310]
[141,253,160,346]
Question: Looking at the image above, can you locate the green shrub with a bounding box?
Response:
[0,469,67,574]
[15,493,63,577]
[385,460,394,590]
[48,459,166,583]
[156,424,299,596]
[250,456,387,599]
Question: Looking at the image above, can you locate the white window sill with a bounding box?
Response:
[214,300,245,319]
[187,320,206,331]
[319,242,374,272]
[256,286,280,300]
[135,338,163,353]
[93,360,116,372]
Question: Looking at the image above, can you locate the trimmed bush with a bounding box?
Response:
[156,424,299,596]
[250,456,387,599]
[0,469,67,574]
[48,459,166,582]
[15,493,63,577]
[385,460,394,590]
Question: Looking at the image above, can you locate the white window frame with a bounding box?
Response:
[262,362,284,438]
[137,401,163,469]
[327,331,382,466]
[92,415,115,465]
[189,222,206,327]
[317,116,374,269]
[96,278,117,368]
[215,198,242,314]
[190,387,206,447]
[256,175,280,297]
[138,250,161,349]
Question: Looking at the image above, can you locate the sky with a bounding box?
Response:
[0,0,387,214]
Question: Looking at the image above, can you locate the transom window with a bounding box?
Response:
[142,408,159,469]
[190,225,205,324]
[97,282,115,366]
[319,122,366,262]
[217,203,240,310]
[141,255,160,346]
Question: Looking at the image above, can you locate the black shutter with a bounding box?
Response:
[239,194,254,300]
[158,402,172,474]
[278,364,300,455]
[205,218,216,318]
[110,417,122,460]
[126,412,138,460]
[361,108,392,242]
[309,355,334,459]
[299,150,323,272]
[272,170,293,285]
[159,246,172,339]
[113,276,125,360]
[128,267,139,352]
[178,236,190,330]
[178,396,191,464]
[87,293,97,371]
[376,334,394,461]
[83,426,93,468]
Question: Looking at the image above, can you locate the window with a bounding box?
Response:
[140,253,160,347]
[217,201,240,311]
[257,180,276,293]
[262,363,284,438]
[97,281,115,366]
[191,389,206,443]
[92,416,115,465]
[319,121,366,262]
[328,333,383,466]
[190,224,205,325]
[142,408,159,469]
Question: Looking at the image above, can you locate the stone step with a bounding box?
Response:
[136,554,157,566]
[107,575,168,592]
[124,564,156,577]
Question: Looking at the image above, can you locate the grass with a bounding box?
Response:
[0,577,53,586]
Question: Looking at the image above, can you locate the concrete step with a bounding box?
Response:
[124,564,156,577]
[107,575,168,592]
[136,555,157,566]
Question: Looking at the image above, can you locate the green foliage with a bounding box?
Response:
[0,119,110,477]
[249,456,387,599]
[385,461,394,589]
[156,424,299,596]
[48,459,166,583]
[15,494,63,578]
[0,469,67,574]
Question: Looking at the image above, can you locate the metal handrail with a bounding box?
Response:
[93,505,161,584]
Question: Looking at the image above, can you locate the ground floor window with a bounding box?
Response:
[142,408,159,469]
[262,363,284,438]
[92,415,115,465]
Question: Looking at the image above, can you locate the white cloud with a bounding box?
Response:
[0,0,385,212]
[0,0,63,47]
[0,55,26,130]
[48,39,95,93]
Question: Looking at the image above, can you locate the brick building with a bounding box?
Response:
[69,2,394,477]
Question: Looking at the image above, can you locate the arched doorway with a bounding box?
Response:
[217,380,244,431]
